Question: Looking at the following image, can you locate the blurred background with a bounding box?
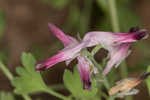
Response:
[0,0,150,100]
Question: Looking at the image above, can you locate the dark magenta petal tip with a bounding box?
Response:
[134,29,148,40]
[83,80,91,90]
[129,26,140,33]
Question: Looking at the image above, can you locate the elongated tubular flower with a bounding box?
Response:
[82,27,148,75]
[102,27,148,75]
[77,55,92,89]
[83,28,148,48]
[48,23,78,46]
[36,23,85,71]
[36,43,86,71]
[101,43,131,75]
[35,23,96,89]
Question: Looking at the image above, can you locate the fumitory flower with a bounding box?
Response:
[36,23,96,89]
[36,22,148,89]
[82,26,148,75]
[77,55,93,89]
[36,23,84,71]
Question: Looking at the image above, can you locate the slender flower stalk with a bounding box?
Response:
[107,0,133,100]
[91,45,101,56]
[0,61,13,80]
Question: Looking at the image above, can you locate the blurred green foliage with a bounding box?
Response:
[64,7,80,33]
[96,0,140,32]
[0,50,8,65]
[0,92,15,100]
[0,9,7,65]
[41,0,70,9]
[0,9,5,40]
[96,0,108,12]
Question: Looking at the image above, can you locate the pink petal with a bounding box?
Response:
[114,29,148,43]
[83,31,115,47]
[35,52,66,71]
[65,58,74,66]
[36,42,86,71]
[102,43,131,75]
[48,23,78,46]
[83,28,148,48]
[77,55,91,89]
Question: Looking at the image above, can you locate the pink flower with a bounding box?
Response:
[36,23,96,89]
[83,27,148,48]
[101,43,131,75]
[82,27,148,75]
[36,22,148,87]
[36,23,84,71]
[77,55,92,89]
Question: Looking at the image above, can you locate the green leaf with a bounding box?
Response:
[146,65,150,94]
[12,53,47,94]
[21,52,36,72]
[63,67,98,99]
[0,92,15,100]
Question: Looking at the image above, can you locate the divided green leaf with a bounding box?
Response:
[12,53,47,94]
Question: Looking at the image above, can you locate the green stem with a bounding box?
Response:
[108,0,120,32]
[0,61,13,80]
[108,0,129,78]
[107,1,120,100]
[84,48,115,100]
[0,61,32,100]
[108,0,132,100]
[108,0,129,79]
[91,45,101,56]
[87,51,110,88]
[44,88,70,100]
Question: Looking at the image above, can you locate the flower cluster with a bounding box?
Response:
[36,23,148,89]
